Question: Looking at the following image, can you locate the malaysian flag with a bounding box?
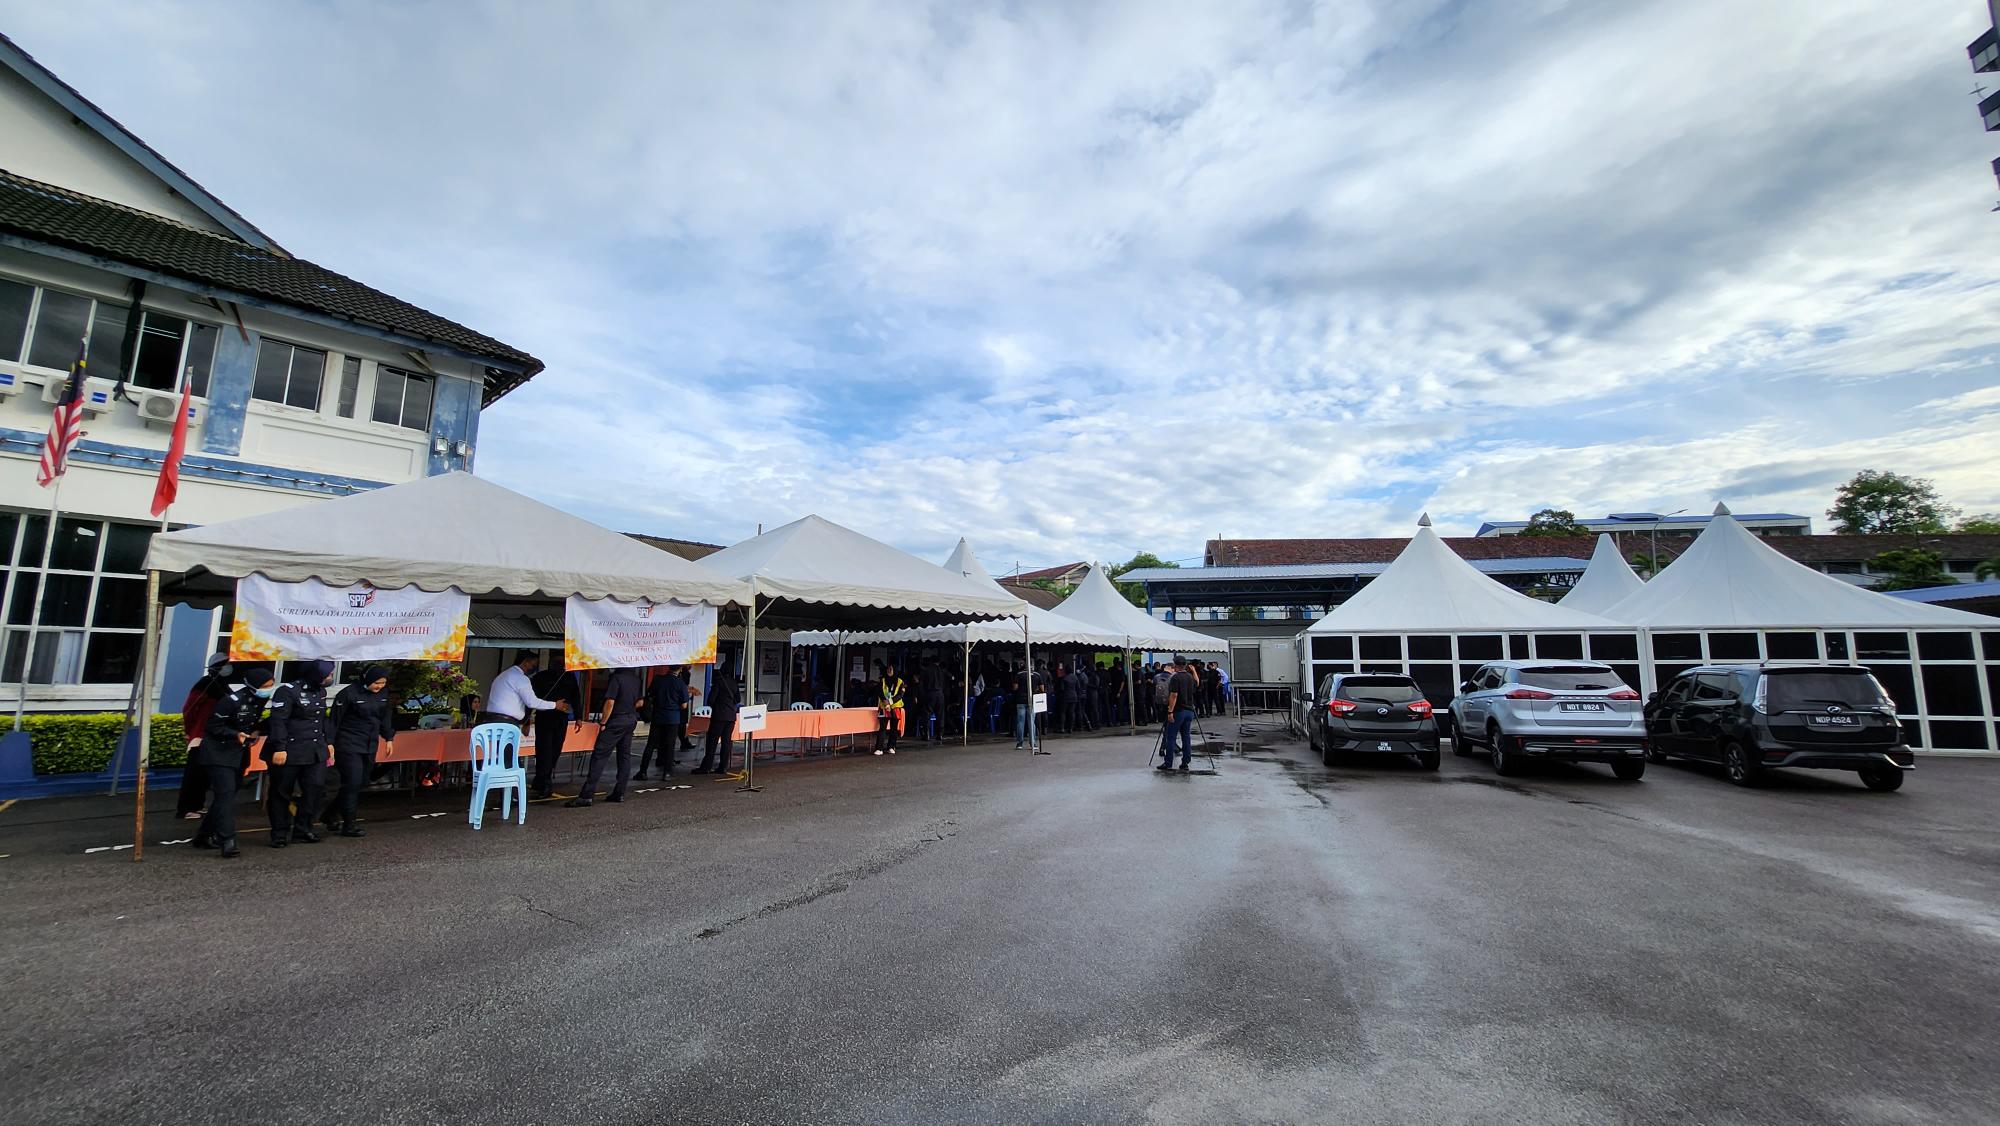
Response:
[37,336,88,487]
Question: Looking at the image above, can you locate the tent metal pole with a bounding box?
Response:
[962,640,970,747]
[739,590,758,792]
[1023,615,1038,753]
[1124,644,1136,735]
[131,569,160,861]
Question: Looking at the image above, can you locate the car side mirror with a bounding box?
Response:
[1300,693,1313,705]
[1459,682,1474,693]
[1646,692,1660,705]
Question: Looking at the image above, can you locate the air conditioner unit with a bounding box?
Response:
[40,375,113,415]
[136,387,202,430]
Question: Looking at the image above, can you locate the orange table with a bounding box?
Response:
[239,721,603,774]
[686,707,886,751]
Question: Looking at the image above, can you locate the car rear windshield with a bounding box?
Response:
[1338,677,1420,703]
[1765,671,1892,711]
[1516,666,1624,691]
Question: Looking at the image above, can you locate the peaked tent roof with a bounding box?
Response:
[1559,535,1647,615]
[145,472,749,605]
[794,540,1125,647]
[1306,517,1618,634]
[1053,565,1227,652]
[1598,506,1993,629]
[699,516,1025,627]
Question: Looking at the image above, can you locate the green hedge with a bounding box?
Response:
[7,713,187,775]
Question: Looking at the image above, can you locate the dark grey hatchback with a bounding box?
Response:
[1643,665,1915,790]
[1305,672,1441,770]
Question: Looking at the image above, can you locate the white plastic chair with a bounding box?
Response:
[418,714,452,730]
[693,705,712,718]
[822,702,842,709]
[790,702,812,711]
[468,723,527,830]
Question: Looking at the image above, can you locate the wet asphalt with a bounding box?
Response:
[1,719,1997,1125]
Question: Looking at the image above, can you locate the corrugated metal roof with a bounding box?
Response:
[1885,581,2000,604]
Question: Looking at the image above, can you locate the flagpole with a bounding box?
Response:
[112,368,192,796]
[13,473,66,736]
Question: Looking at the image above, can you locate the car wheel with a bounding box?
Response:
[1489,728,1519,776]
[1859,768,1905,793]
[1611,760,1645,782]
[1722,741,1760,787]
[1416,749,1440,771]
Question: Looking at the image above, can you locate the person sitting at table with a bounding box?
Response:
[325,666,396,838]
[569,665,642,807]
[456,693,482,728]
[262,659,334,849]
[190,665,273,859]
[692,661,740,775]
[634,665,690,781]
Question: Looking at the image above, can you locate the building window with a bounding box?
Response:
[335,355,362,418]
[372,365,433,431]
[0,277,30,363]
[253,338,326,409]
[0,514,156,685]
[131,312,220,396]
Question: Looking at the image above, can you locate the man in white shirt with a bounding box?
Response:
[483,650,568,728]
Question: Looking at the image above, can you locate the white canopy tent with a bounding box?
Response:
[126,472,754,856]
[1054,565,1228,654]
[1296,516,1639,722]
[1558,535,1647,616]
[1597,506,1997,752]
[791,539,1125,741]
[696,516,1028,771]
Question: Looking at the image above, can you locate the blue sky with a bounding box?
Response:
[5,0,1997,574]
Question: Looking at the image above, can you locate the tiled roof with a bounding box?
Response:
[1205,532,2000,568]
[1010,561,1087,583]
[627,533,726,562]
[0,170,544,402]
[996,580,1066,610]
[1123,557,1592,583]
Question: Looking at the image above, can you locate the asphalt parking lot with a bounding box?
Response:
[2,720,1997,1125]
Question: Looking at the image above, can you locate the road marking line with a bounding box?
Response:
[0,798,16,815]
[159,838,193,846]
[83,844,135,854]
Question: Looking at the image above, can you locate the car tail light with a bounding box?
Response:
[1328,699,1358,717]
[1504,688,1554,700]
[1409,700,1433,716]
[1608,689,1639,701]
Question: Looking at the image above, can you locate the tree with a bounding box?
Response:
[1517,508,1590,537]
[1629,553,1671,579]
[387,662,480,718]
[1827,470,1955,535]
[1867,548,1952,592]
[1955,513,2000,534]
[1028,577,1076,599]
[1110,552,1177,607]
[1977,558,2000,582]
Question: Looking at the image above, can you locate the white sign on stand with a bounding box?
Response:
[1032,693,1049,715]
[737,704,769,734]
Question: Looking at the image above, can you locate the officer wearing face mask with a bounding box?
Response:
[325,666,397,838]
[262,660,335,849]
[192,666,275,859]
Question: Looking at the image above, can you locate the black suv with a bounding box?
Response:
[1305,672,1441,770]
[1643,665,1914,791]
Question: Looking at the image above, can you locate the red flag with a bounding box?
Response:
[150,381,193,517]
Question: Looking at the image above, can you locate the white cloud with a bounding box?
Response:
[3,0,1995,563]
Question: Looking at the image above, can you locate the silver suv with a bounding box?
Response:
[1451,660,1647,780]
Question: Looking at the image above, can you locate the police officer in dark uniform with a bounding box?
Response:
[263,659,334,848]
[191,666,274,859]
[568,665,642,807]
[325,666,396,838]
[692,662,740,774]
[634,665,690,781]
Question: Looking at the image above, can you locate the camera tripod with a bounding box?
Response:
[1143,708,1222,776]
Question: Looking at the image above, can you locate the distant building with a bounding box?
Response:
[1971,1,2000,184]
[1006,561,1089,588]
[0,34,541,711]
[1473,512,1811,538]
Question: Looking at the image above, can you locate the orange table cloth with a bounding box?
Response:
[685,707,886,742]
[239,721,603,775]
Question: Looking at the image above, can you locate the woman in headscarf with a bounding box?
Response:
[262,659,335,848]
[174,652,235,820]
[191,665,274,859]
[324,666,396,838]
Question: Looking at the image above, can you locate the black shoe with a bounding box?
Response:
[219,839,240,858]
[564,797,593,808]
[605,793,625,803]
[338,823,366,838]
[691,767,713,775]
[291,831,321,844]
[1177,764,1191,774]
[190,836,216,850]
[1155,762,1173,772]
[530,789,552,801]
[268,837,288,849]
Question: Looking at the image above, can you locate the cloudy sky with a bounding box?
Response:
[6,0,1996,572]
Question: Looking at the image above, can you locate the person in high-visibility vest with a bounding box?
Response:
[875,664,907,757]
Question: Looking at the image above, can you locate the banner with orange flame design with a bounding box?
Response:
[230,575,470,662]
[564,596,718,670]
